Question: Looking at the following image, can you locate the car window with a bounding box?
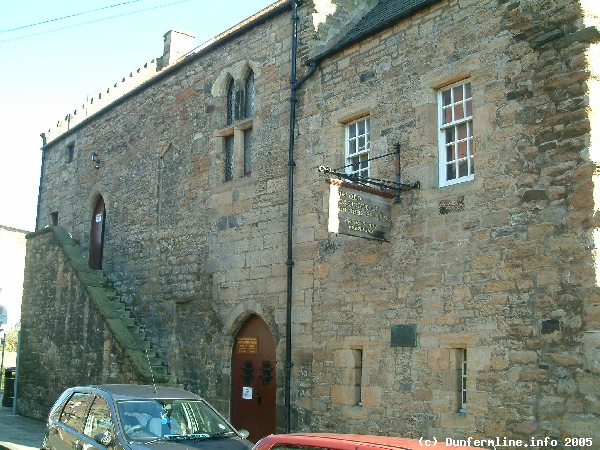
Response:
[116,399,237,442]
[60,392,93,432]
[83,395,113,439]
[49,393,71,422]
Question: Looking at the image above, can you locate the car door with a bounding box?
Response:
[79,394,117,450]
[48,392,93,450]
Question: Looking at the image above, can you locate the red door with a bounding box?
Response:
[88,197,105,270]
[230,315,276,443]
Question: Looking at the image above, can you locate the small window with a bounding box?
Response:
[354,348,363,407]
[438,80,474,186]
[66,143,75,163]
[345,116,371,181]
[459,348,467,413]
[244,71,254,119]
[50,212,59,226]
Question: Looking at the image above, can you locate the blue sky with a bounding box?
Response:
[0,0,275,231]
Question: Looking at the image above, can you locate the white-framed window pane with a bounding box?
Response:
[438,80,473,186]
[345,116,370,180]
[349,139,357,155]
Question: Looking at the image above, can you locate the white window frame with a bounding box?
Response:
[345,116,371,181]
[438,80,474,187]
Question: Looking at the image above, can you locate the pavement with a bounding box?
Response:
[0,390,47,450]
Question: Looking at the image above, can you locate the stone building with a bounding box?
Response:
[20,0,600,445]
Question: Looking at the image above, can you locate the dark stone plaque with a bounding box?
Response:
[391,324,417,347]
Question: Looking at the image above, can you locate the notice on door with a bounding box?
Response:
[236,337,258,354]
[242,387,253,399]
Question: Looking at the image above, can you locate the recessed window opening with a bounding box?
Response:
[354,348,363,407]
[345,116,371,181]
[459,348,467,413]
[66,143,75,163]
[438,80,474,186]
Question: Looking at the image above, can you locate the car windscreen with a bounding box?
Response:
[116,399,237,443]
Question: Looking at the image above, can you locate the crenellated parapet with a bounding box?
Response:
[42,59,160,145]
[42,30,195,146]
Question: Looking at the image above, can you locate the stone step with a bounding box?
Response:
[52,226,173,383]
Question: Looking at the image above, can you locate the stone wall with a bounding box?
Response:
[25,0,600,444]
[19,228,143,419]
[34,3,295,419]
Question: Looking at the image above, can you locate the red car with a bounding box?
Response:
[253,433,487,450]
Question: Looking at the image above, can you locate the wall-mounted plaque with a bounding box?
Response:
[235,337,258,354]
[328,181,392,241]
[391,324,417,347]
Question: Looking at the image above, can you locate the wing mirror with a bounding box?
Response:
[238,429,250,440]
[94,433,113,447]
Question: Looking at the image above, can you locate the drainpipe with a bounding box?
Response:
[285,0,317,434]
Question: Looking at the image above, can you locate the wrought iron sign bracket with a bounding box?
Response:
[318,143,420,203]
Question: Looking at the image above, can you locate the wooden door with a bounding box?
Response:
[230,315,276,443]
[88,197,105,270]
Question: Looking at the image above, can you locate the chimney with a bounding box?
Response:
[159,30,195,69]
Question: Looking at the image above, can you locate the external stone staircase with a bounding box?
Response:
[51,226,175,384]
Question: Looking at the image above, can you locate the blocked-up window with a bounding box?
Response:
[438,80,474,186]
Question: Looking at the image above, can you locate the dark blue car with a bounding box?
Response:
[43,384,252,450]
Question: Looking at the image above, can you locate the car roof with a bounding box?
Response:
[253,434,486,450]
[72,384,202,401]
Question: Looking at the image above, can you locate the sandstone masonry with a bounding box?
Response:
[21,0,600,446]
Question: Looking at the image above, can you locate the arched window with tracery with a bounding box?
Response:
[244,70,254,119]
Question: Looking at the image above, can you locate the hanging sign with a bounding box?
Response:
[328,181,392,241]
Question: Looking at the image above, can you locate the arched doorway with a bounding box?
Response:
[88,196,106,270]
[230,314,276,442]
